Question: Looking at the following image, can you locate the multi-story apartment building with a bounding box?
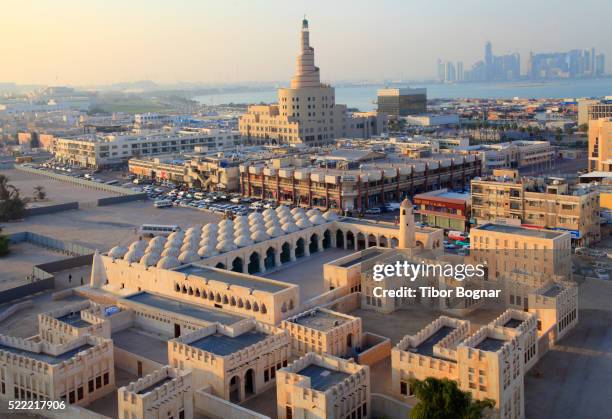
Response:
[588,118,612,172]
[471,170,600,245]
[414,188,471,231]
[54,128,239,168]
[470,223,572,280]
[239,19,385,146]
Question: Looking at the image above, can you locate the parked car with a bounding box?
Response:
[364,208,382,215]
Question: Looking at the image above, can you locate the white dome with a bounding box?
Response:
[198,245,218,258]
[282,222,300,233]
[149,236,167,248]
[199,236,217,247]
[234,235,254,247]
[276,205,290,214]
[166,236,183,247]
[306,208,320,217]
[183,234,201,245]
[129,240,147,252]
[248,212,263,221]
[157,256,180,269]
[251,230,269,242]
[168,231,184,241]
[108,245,128,259]
[291,207,305,215]
[249,223,265,233]
[266,225,284,237]
[322,210,339,221]
[309,213,326,225]
[180,241,197,253]
[234,215,249,225]
[296,218,313,229]
[279,215,294,225]
[265,219,280,230]
[216,240,237,253]
[202,223,218,234]
[178,250,200,264]
[124,248,145,263]
[140,252,160,267]
[185,226,201,236]
[262,208,275,217]
[218,219,234,230]
[161,246,180,258]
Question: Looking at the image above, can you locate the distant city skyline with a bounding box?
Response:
[1,0,611,86]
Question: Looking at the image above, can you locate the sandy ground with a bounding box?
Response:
[0,242,68,284]
[0,168,118,206]
[2,200,223,251]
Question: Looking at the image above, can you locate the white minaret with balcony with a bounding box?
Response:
[399,198,416,250]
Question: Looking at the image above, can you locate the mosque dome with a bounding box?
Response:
[198,245,219,258]
[282,222,300,233]
[296,218,313,229]
[108,245,128,259]
[251,230,269,243]
[322,210,339,221]
[178,250,200,264]
[161,246,180,258]
[266,225,284,237]
[157,256,180,269]
[124,248,145,263]
[309,213,326,225]
[140,252,161,267]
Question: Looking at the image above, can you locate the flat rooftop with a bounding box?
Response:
[297,364,350,391]
[136,377,173,395]
[414,325,455,357]
[175,264,288,293]
[542,283,563,298]
[475,223,562,239]
[339,249,385,268]
[503,318,524,329]
[290,310,349,331]
[0,343,92,365]
[189,330,269,356]
[475,337,507,352]
[111,327,168,364]
[124,292,242,325]
[56,311,92,328]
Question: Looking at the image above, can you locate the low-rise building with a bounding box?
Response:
[414,189,471,231]
[168,320,290,403]
[54,128,239,168]
[276,352,370,419]
[282,308,362,357]
[118,366,193,419]
[0,334,114,406]
[588,118,612,172]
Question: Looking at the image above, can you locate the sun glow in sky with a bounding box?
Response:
[1,0,610,85]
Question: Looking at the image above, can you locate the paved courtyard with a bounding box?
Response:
[263,248,353,301]
[0,241,68,285]
[2,199,222,251]
[0,168,119,206]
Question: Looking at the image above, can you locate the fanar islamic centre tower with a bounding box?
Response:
[239,18,383,146]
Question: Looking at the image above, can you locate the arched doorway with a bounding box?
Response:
[280,242,291,263]
[368,234,377,247]
[416,241,424,250]
[346,231,355,249]
[379,236,388,247]
[347,333,353,350]
[244,369,255,398]
[323,230,331,249]
[248,252,260,274]
[309,233,319,254]
[264,247,276,270]
[390,238,399,248]
[229,375,240,402]
[357,233,366,250]
[231,257,243,273]
[215,262,226,269]
[335,230,344,248]
[295,238,305,258]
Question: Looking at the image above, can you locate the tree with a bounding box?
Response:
[0,234,9,257]
[0,174,27,222]
[33,185,46,201]
[409,377,495,419]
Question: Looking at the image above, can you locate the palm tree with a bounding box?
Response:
[409,377,495,419]
[0,174,27,222]
[33,185,46,201]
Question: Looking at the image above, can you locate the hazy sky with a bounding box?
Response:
[1,0,611,86]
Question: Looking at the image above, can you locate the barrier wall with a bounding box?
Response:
[25,202,79,217]
[371,393,412,419]
[0,278,55,304]
[194,388,270,419]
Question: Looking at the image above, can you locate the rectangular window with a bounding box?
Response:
[77,386,84,401]
[89,380,94,393]
[264,370,269,382]
[103,372,109,386]
[96,376,102,389]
